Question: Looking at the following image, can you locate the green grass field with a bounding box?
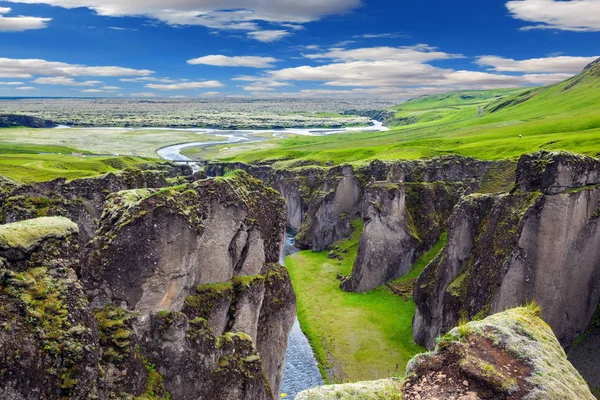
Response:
[212,62,600,164]
[0,144,156,183]
[286,220,430,384]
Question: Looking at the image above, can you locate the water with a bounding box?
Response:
[279,232,324,398]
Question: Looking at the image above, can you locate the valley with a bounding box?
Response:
[0,57,599,400]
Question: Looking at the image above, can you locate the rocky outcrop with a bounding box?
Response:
[341,180,474,292]
[0,164,191,243]
[0,172,296,399]
[413,151,600,349]
[297,307,596,400]
[0,114,57,128]
[0,217,101,399]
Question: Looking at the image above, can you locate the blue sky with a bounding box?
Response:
[0,0,598,98]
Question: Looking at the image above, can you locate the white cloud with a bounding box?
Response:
[108,26,137,31]
[16,86,36,90]
[4,0,362,36]
[0,81,23,85]
[101,85,121,90]
[242,85,275,91]
[34,77,104,86]
[120,76,175,83]
[355,32,408,39]
[247,30,290,43]
[145,81,224,90]
[0,7,51,32]
[303,44,463,62]
[476,55,599,73]
[259,43,582,98]
[506,0,600,31]
[187,55,278,68]
[201,91,220,96]
[81,89,105,93]
[130,92,157,97]
[0,57,153,78]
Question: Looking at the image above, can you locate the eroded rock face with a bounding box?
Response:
[341,181,474,292]
[297,307,596,400]
[413,152,600,349]
[206,156,494,255]
[0,171,295,400]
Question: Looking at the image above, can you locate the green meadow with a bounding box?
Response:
[286,220,450,384]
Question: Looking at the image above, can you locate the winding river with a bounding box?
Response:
[156,120,389,162]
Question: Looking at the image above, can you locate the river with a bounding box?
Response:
[156,120,389,162]
[279,232,324,398]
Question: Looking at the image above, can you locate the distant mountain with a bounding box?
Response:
[0,114,57,128]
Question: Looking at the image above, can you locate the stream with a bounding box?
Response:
[279,232,324,398]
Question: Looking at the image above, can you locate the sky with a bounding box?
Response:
[0,0,598,99]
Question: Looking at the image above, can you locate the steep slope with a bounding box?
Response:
[413,151,600,349]
[0,172,296,400]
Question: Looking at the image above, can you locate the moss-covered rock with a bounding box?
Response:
[0,216,78,252]
[414,152,600,351]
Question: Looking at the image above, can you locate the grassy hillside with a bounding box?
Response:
[0,144,157,183]
[211,59,600,164]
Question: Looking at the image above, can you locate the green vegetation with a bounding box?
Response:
[214,64,600,164]
[286,219,425,383]
[386,233,447,300]
[0,217,78,251]
[0,148,157,183]
[94,305,133,364]
[296,379,403,399]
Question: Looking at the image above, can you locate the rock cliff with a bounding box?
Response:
[0,171,296,399]
[207,157,495,291]
[413,151,600,350]
[297,307,596,400]
[0,114,57,128]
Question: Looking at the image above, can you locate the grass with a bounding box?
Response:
[286,219,425,384]
[212,65,600,165]
[0,148,156,183]
[0,127,226,158]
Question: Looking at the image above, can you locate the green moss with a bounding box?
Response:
[1,266,88,390]
[183,281,234,321]
[93,305,133,364]
[478,160,518,194]
[136,354,171,400]
[296,379,403,399]
[0,217,79,251]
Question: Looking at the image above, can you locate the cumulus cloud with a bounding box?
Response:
[476,55,599,73]
[0,7,51,32]
[34,77,104,86]
[303,44,463,62]
[145,81,224,90]
[506,0,600,31]
[16,86,36,90]
[247,30,290,42]
[246,43,584,98]
[0,57,153,78]
[187,55,279,68]
[4,0,362,38]
[0,81,24,85]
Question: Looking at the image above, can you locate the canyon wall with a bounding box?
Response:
[0,170,295,400]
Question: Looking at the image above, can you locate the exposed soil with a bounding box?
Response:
[402,335,532,400]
